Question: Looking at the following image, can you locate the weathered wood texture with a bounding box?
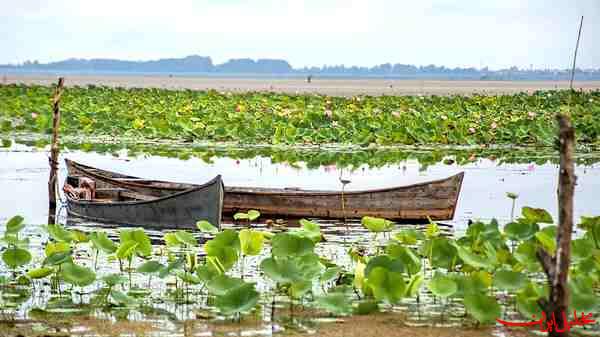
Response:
[65,159,464,222]
[66,175,224,229]
[47,77,64,225]
[537,114,576,337]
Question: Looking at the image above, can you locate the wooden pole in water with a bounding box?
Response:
[48,77,65,225]
[536,114,576,337]
[569,16,583,90]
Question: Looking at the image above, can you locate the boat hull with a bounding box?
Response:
[65,175,224,229]
[65,159,463,222]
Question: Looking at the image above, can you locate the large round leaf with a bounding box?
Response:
[455,245,493,270]
[260,257,302,284]
[534,226,557,254]
[119,228,152,256]
[136,260,164,274]
[116,241,138,260]
[207,275,245,295]
[493,269,527,291]
[366,267,405,304]
[464,294,501,323]
[296,253,325,280]
[361,216,394,232]
[315,293,353,316]
[214,282,259,316]
[294,219,322,243]
[428,273,457,298]
[421,237,457,270]
[239,229,264,256]
[89,232,117,253]
[204,230,240,271]
[504,221,539,241]
[522,207,553,224]
[196,220,218,234]
[27,267,54,279]
[247,210,260,221]
[386,244,421,275]
[405,273,424,297]
[46,224,74,242]
[174,230,197,246]
[2,247,31,268]
[271,233,314,257]
[60,263,96,287]
[44,251,72,266]
[364,255,404,277]
[5,215,25,234]
[514,241,541,271]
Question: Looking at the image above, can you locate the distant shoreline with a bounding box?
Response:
[3,73,600,96]
[2,69,600,81]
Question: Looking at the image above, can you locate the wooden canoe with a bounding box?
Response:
[64,174,224,229]
[65,159,464,222]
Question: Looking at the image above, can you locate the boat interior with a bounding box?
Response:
[65,176,155,203]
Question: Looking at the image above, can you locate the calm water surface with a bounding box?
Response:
[1,142,599,336]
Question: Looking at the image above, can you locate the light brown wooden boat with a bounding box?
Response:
[65,159,463,222]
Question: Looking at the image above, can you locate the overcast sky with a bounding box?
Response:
[1,0,599,70]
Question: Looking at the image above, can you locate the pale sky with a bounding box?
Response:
[1,0,599,70]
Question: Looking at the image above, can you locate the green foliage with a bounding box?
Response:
[173,230,197,246]
[214,282,259,316]
[361,216,394,232]
[89,232,117,253]
[366,267,406,304]
[271,233,314,257]
[119,229,152,257]
[3,85,599,146]
[27,267,54,279]
[463,294,501,324]
[428,273,457,298]
[5,215,25,234]
[136,261,164,274]
[233,210,260,221]
[60,263,96,287]
[293,219,322,243]
[196,220,218,234]
[2,247,31,268]
[204,230,240,271]
[493,269,527,291]
[239,229,264,256]
[315,292,353,316]
[46,224,74,242]
[0,208,598,326]
[521,207,553,224]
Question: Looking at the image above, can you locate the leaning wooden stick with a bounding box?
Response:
[47,77,65,225]
[537,114,576,337]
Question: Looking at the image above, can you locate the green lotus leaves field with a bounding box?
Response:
[1,84,599,146]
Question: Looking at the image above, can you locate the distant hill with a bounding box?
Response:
[1,55,599,80]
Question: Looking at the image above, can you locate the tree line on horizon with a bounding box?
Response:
[2,55,600,80]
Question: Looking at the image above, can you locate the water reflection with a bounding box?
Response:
[1,138,600,336]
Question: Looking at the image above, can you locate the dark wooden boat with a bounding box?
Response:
[65,159,464,222]
[64,174,224,229]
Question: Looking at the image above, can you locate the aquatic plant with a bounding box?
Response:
[0,210,598,329]
[1,84,600,147]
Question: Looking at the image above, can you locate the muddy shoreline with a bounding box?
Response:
[3,73,600,96]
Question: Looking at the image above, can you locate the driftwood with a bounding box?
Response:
[536,114,576,337]
[47,77,64,225]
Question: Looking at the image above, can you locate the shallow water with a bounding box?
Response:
[1,140,600,336]
[2,140,600,228]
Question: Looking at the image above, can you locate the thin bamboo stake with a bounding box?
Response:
[47,77,65,225]
[569,16,584,90]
